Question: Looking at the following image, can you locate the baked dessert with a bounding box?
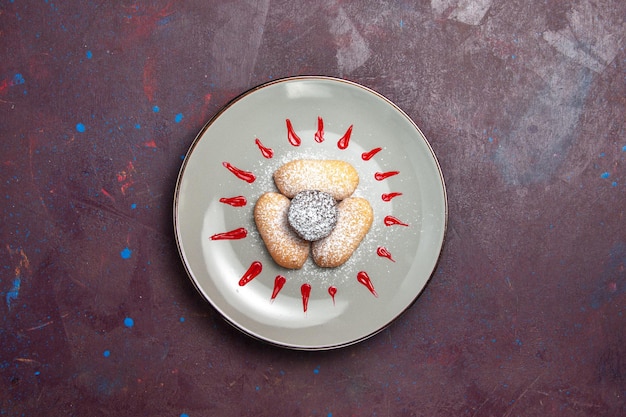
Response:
[312,197,373,268]
[273,159,359,200]
[254,192,310,269]
[255,159,372,269]
[287,190,338,241]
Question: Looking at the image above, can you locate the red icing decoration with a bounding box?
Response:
[382,192,403,202]
[314,117,325,143]
[301,283,312,313]
[357,271,378,297]
[362,147,382,161]
[384,216,409,227]
[219,196,247,207]
[222,162,255,183]
[239,261,262,286]
[377,247,395,262]
[286,119,301,146]
[270,275,286,303]
[255,138,274,159]
[328,286,337,305]
[337,125,353,150]
[210,227,248,240]
[374,171,399,181]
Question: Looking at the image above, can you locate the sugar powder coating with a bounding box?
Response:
[288,190,338,241]
[273,159,359,200]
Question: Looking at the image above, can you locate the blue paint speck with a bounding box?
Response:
[622,145,626,152]
[152,105,160,113]
[179,317,185,323]
[130,203,137,209]
[124,317,134,328]
[12,73,25,85]
[103,350,111,358]
[328,413,333,417]
[313,366,320,374]
[34,371,40,376]
[181,414,189,417]
[120,247,132,259]
[6,278,21,310]
[488,137,493,143]
[76,123,86,133]
[134,123,141,129]
[157,15,173,25]
[255,386,260,391]
[601,172,610,179]
[612,181,618,187]
[175,113,183,123]
[86,50,93,59]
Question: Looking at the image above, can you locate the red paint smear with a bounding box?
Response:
[337,125,353,150]
[210,227,248,241]
[362,147,382,161]
[328,286,337,305]
[301,283,312,313]
[190,92,213,127]
[117,161,136,182]
[101,187,115,203]
[286,119,301,146]
[376,247,395,262]
[0,75,24,95]
[142,57,156,102]
[314,116,325,143]
[120,180,134,195]
[239,261,262,286]
[120,3,175,49]
[219,196,247,207]
[375,171,400,181]
[382,192,403,202]
[357,271,378,297]
[384,215,409,227]
[254,138,274,158]
[0,78,10,95]
[270,275,287,303]
[143,139,157,148]
[222,162,255,183]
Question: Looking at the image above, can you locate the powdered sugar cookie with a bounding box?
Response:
[254,192,310,269]
[312,197,373,268]
[273,159,359,201]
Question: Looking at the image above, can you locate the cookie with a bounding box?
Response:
[273,159,359,201]
[254,192,310,269]
[287,190,338,241]
[312,197,373,268]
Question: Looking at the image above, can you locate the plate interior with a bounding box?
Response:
[175,77,447,349]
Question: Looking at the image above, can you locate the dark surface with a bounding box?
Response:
[1,1,625,416]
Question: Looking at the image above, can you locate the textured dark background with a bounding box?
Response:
[1,1,625,416]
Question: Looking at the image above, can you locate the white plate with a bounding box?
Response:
[174,76,447,350]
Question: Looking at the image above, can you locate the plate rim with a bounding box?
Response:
[173,75,448,350]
